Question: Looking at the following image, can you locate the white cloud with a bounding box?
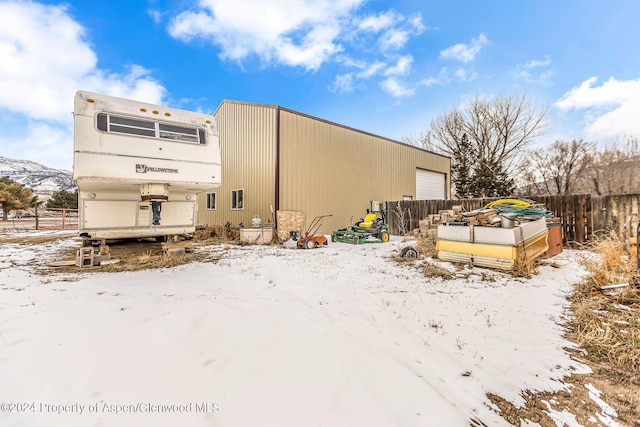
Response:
[439,33,488,63]
[515,69,553,85]
[167,0,426,97]
[0,122,73,170]
[378,12,424,51]
[169,0,363,71]
[380,77,414,97]
[357,61,385,78]
[148,9,163,24]
[514,55,553,85]
[329,60,385,93]
[0,1,95,122]
[384,55,412,76]
[555,76,640,139]
[417,66,477,86]
[524,55,551,69]
[408,14,427,33]
[0,1,166,123]
[329,73,355,93]
[454,68,478,82]
[0,0,167,168]
[380,29,410,51]
[167,1,431,100]
[419,67,451,87]
[358,11,398,32]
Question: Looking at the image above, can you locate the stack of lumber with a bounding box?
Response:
[462,208,501,226]
[410,205,465,238]
[408,206,504,237]
[415,219,437,239]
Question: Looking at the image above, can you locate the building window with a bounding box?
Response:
[205,192,216,210]
[403,195,413,201]
[231,189,244,210]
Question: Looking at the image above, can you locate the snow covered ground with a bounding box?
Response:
[0,231,612,426]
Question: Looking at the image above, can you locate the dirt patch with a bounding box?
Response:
[0,232,76,245]
[488,373,640,426]
[41,238,222,274]
[38,226,281,274]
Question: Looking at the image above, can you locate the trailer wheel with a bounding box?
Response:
[156,235,168,243]
[304,238,316,249]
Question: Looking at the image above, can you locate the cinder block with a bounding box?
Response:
[75,247,94,268]
[166,247,186,256]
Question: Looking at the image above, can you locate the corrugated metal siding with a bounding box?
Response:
[197,101,277,228]
[278,110,450,233]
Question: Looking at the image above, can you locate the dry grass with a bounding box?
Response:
[390,254,418,266]
[0,233,75,245]
[98,251,212,272]
[567,232,640,386]
[41,239,219,274]
[193,226,240,244]
[422,260,455,280]
[391,238,455,280]
[413,236,436,258]
[510,251,539,279]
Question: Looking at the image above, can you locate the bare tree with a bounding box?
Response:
[424,93,547,198]
[521,139,594,195]
[391,201,411,236]
[587,137,640,195]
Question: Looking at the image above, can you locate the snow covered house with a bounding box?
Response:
[197,100,451,233]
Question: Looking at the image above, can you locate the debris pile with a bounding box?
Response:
[409,199,556,240]
[410,205,465,239]
[461,208,502,226]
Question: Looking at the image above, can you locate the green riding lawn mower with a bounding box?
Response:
[331,208,390,244]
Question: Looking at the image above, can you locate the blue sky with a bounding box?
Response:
[1,0,640,170]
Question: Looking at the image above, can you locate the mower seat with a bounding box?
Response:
[358,213,377,228]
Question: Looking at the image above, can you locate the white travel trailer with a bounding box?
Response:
[73,90,221,244]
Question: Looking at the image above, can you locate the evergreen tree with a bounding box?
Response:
[0,176,33,220]
[450,133,475,198]
[46,189,78,210]
[470,160,514,197]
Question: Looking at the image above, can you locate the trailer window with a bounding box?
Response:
[96,113,207,144]
[159,123,200,143]
[231,189,244,210]
[206,192,216,210]
[108,115,156,137]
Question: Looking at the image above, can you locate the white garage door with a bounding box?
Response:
[416,168,445,200]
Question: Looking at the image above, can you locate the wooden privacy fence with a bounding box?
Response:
[387,194,640,245]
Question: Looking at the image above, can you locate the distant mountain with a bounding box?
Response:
[0,156,74,196]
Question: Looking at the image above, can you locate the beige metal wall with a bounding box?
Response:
[278,109,450,234]
[197,101,278,228]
